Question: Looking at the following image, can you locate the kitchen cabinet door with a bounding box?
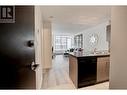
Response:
[69,55,78,88]
[97,57,109,82]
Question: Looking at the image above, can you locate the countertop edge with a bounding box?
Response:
[69,53,110,58]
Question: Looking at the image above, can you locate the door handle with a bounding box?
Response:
[27,40,34,47]
[31,61,39,71]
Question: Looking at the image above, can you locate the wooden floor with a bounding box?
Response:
[41,55,109,89]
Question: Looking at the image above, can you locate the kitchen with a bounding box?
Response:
[69,23,110,88]
[41,6,111,89]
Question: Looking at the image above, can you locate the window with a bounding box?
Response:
[74,34,83,48]
[54,36,72,52]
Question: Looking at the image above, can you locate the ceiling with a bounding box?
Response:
[41,6,111,35]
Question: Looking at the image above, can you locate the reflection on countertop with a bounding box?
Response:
[69,51,110,58]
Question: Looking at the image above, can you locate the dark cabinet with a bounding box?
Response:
[78,57,97,88]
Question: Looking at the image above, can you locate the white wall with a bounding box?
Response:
[75,21,109,52]
[54,32,73,36]
[110,7,127,89]
[34,6,43,89]
[43,21,52,69]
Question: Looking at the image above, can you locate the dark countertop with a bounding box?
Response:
[69,51,110,58]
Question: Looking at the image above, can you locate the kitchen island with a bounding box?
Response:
[69,52,110,88]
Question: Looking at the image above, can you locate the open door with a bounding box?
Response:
[0,6,36,89]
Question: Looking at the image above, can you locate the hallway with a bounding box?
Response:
[42,55,109,89]
[42,55,74,89]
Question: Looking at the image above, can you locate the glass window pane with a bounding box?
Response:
[55,36,72,51]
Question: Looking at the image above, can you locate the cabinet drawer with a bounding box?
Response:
[97,57,110,62]
[78,57,97,63]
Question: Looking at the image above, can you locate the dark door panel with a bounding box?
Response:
[0,6,35,89]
